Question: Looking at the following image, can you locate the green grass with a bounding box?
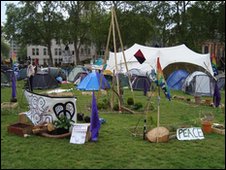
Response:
[1,81,225,169]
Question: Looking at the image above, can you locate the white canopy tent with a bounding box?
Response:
[106,43,214,76]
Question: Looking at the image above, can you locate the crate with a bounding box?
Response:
[8,123,33,137]
[211,124,225,135]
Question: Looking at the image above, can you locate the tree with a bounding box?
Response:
[3,1,64,66]
[60,1,97,65]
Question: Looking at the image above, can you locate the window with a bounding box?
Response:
[36,48,39,55]
[59,48,62,56]
[32,48,35,55]
[72,51,75,55]
[81,48,84,54]
[55,48,58,55]
[204,46,209,54]
[43,48,47,55]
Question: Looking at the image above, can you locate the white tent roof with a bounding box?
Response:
[106,43,214,76]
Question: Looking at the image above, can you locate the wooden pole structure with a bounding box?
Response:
[157,84,161,143]
[112,8,135,103]
[111,8,122,112]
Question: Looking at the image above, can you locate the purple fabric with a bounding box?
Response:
[11,71,16,98]
[90,91,101,141]
[143,79,148,96]
[213,82,221,107]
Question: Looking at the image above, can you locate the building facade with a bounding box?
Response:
[27,39,97,66]
[202,41,225,70]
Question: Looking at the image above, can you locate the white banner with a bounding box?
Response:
[176,127,204,140]
[24,90,77,125]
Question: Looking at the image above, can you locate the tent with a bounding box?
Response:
[131,75,151,91]
[106,43,214,76]
[41,67,67,81]
[17,68,27,80]
[1,71,10,87]
[181,71,215,96]
[77,71,110,91]
[68,66,89,83]
[166,69,189,90]
[29,72,59,90]
[216,74,225,90]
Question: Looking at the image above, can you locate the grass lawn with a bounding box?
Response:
[1,80,225,169]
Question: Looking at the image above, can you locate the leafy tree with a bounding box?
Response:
[3,1,64,66]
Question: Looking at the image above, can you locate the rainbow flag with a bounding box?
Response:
[211,53,218,76]
[157,57,171,100]
[11,52,17,64]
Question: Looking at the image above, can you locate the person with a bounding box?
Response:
[27,61,35,92]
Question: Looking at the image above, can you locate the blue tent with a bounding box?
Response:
[77,71,110,91]
[166,69,189,90]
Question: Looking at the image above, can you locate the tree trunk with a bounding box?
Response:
[47,43,53,66]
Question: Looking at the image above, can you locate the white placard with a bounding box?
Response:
[70,123,90,144]
[176,127,204,140]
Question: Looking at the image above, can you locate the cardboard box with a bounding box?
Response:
[8,123,33,137]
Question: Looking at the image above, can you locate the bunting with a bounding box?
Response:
[211,53,218,76]
[157,57,171,100]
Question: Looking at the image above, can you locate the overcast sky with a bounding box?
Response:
[1,1,19,24]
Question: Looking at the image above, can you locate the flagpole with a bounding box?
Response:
[157,85,160,143]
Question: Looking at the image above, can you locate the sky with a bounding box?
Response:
[1,1,19,24]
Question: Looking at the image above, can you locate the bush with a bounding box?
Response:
[127,97,134,105]
[132,102,143,110]
[113,103,119,111]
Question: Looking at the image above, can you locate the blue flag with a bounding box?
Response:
[90,91,101,141]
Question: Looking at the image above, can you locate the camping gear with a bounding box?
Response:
[1,71,10,87]
[41,67,67,81]
[166,69,189,90]
[216,74,225,90]
[106,43,214,76]
[77,71,110,91]
[131,76,151,92]
[182,71,215,96]
[31,72,59,90]
[68,65,89,83]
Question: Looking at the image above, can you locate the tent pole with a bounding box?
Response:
[113,8,135,104]
[157,86,160,143]
[111,8,122,112]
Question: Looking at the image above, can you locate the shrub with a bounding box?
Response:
[127,97,134,105]
[113,103,119,111]
[132,102,143,110]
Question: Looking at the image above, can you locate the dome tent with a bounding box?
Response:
[182,71,215,96]
[166,69,189,90]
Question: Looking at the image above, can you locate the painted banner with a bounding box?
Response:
[24,90,77,126]
[176,127,204,140]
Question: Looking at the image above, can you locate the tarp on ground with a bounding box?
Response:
[106,43,214,76]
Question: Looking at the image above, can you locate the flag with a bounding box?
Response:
[11,52,17,64]
[157,57,171,100]
[213,82,221,107]
[134,49,146,64]
[90,91,101,141]
[211,53,218,76]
